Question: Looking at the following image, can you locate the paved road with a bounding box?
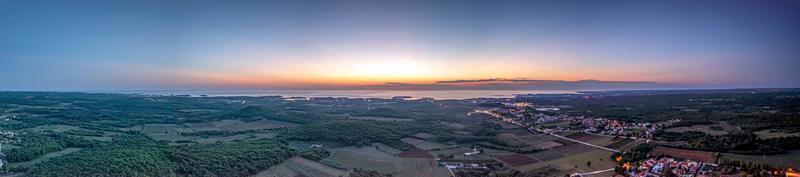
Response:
[573,168,616,176]
[548,133,621,153]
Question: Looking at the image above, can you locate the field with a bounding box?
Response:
[8,148,82,168]
[604,138,636,149]
[516,148,616,176]
[649,146,715,163]
[497,131,559,148]
[529,150,563,161]
[534,141,563,149]
[140,123,184,135]
[29,125,80,133]
[563,132,616,146]
[664,121,739,136]
[210,119,299,131]
[428,147,475,158]
[320,146,450,177]
[397,149,434,158]
[401,137,454,150]
[495,154,541,166]
[411,132,436,140]
[254,156,347,177]
[754,129,800,139]
[552,143,595,156]
[372,142,403,155]
[124,120,291,142]
[720,150,800,169]
[348,116,414,122]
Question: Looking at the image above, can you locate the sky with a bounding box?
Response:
[1,0,799,91]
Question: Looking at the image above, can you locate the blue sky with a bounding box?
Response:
[1,0,799,90]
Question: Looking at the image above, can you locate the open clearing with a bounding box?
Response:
[348,116,414,122]
[411,132,436,140]
[516,148,616,176]
[8,148,82,168]
[650,146,715,163]
[29,124,80,133]
[254,156,347,177]
[497,131,558,148]
[141,123,184,135]
[604,138,635,149]
[721,150,800,169]
[664,121,738,136]
[372,142,403,155]
[496,154,540,166]
[401,137,454,150]
[564,132,615,147]
[211,119,299,131]
[754,129,800,139]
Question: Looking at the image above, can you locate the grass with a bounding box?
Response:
[348,116,415,122]
[401,137,454,150]
[141,123,184,135]
[211,119,299,131]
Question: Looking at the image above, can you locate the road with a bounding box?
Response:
[573,168,616,176]
[547,132,621,153]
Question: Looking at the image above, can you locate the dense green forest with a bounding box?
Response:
[171,140,294,176]
[24,134,294,177]
[279,121,438,150]
[4,133,95,163]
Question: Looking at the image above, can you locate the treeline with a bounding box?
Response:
[612,144,655,163]
[25,134,294,177]
[171,140,294,176]
[220,106,320,124]
[26,135,178,177]
[279,121,435,150]
[656,131,800,154]
[299,148,331,161]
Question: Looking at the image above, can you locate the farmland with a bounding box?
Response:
[320,146,450,177]
[254,156,347,177]
[401,137,454,150]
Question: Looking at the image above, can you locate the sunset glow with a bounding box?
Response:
[1,0,798,90]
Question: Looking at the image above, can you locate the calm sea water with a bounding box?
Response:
[128,90,578,99]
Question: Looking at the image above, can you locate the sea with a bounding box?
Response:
[125,90,579,100]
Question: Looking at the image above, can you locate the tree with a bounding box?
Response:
[587,161,592,167]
